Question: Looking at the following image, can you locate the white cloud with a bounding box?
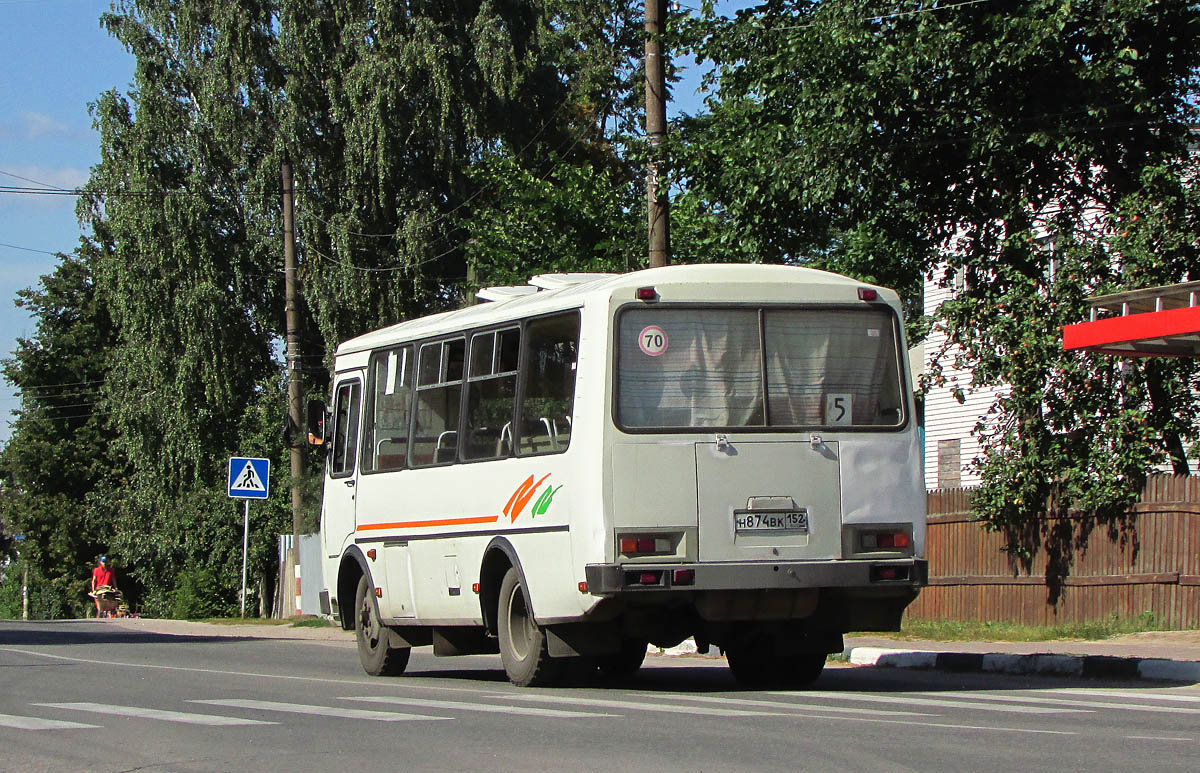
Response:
[1,165,88,190]
[22,111,73,139]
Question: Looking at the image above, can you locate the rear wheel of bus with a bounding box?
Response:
[497,567,563,687]
[725,637,826,688]
[597,639,648,678]
[355,574,410,676]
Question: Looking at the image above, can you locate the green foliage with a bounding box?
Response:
[0,557,79,620]
[691,0,1200,592]
[0,253,120,617]
[49,0,656,610]
[168,562,236,620]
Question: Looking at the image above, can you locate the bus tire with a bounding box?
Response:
[727,638,825,688]
[497,567,563,687]
[354,574,410,677]
[597,639,648,678]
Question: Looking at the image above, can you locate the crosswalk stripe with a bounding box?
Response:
[345,695,620,718]
[494,696,1075,736]
[1050,688,1200,704]
[190,699,450,722]
[0,712,99,731]
[487,693,790,717]
[35,702,276,726]
[764,691,1092,715]
[641,693,934,717]
[948,693,1200,714]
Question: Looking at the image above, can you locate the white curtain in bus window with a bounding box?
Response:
[763,309,902,427]
[364,345,414,471]
[412,338,464,466]
[618,309,762,428]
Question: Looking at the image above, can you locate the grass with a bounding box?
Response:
[875,612,1169,642]
[188,615,334,628]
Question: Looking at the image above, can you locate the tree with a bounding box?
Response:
[687,0,1200,586]
[0,251,120,618]
[72,0,661,612]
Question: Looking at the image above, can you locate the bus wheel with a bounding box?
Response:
[597,639,648,678]
[726,638,825,688]
[497,567,563,687]
[354,575,410,677]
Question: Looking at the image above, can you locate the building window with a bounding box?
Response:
[937,438,961,489]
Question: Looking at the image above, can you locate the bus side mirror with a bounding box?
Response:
[306,399,327,446]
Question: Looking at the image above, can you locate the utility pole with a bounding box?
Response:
[645,0,670,268]
[282,158,304,605]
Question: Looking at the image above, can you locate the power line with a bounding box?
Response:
[0,168,70,190]
[0,240,65,256]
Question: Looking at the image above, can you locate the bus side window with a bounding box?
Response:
[412,338,464,466]
[517,311,580,456]
[463,328,519,461]
[363,345,414,472]
[330,380,361,478]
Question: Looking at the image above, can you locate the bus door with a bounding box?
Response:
[695,439,842,562]
[322,374,364,560]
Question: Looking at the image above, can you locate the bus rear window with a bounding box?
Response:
[617,307,904,430]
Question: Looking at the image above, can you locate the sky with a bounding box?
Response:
[0,0,748,445]
[0,0,136,443]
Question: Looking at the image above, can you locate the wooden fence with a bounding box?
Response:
[907,474,1200,628]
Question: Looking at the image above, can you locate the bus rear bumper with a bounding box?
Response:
[584,558,928,595]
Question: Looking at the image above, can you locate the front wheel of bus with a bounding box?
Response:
[497,567,563,687]
[355,575,410,677]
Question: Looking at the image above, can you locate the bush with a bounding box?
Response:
[168,564,236,619]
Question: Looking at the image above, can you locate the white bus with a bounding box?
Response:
[311,264,926,687]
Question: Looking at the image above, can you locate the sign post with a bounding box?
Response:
[228,457,271,617]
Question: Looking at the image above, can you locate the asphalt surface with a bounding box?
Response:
[2,619,1199,772]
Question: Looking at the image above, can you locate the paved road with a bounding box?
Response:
[2,620,1198,772]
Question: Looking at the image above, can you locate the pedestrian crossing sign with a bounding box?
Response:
[228,457,270,499]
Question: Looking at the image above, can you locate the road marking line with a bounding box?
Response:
[500,699,1074,736]
[947,693,1200,714]
[35,702,277,726]
[1124,735,1194,742]
[1050,688,1200,704]
[345,695,620,718]
[0,712,99,731]
[764,691,1091,715]
[190,699,450,722]
[0,646,496,694]
[486,693,788,717]
[641,693,934,717]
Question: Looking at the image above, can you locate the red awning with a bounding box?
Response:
[1062,281,1200,358]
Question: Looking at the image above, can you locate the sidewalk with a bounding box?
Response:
[840,629,1200,683]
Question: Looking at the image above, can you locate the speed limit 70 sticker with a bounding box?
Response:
[639,325,669,356]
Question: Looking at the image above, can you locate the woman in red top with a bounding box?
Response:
[90,556,115,618]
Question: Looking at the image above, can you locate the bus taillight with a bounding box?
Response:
[672,569,695,586]
[619,535,672,556]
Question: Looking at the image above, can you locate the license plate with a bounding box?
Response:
[734,509,809,534]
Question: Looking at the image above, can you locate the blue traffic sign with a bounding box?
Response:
[228,457,271,499]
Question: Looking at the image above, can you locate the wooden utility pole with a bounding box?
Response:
[645,0,670,268]
[282,159,304,568]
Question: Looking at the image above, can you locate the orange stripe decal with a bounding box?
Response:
[356,514,500,532]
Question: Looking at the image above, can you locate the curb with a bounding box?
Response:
[846,646,1200,684]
